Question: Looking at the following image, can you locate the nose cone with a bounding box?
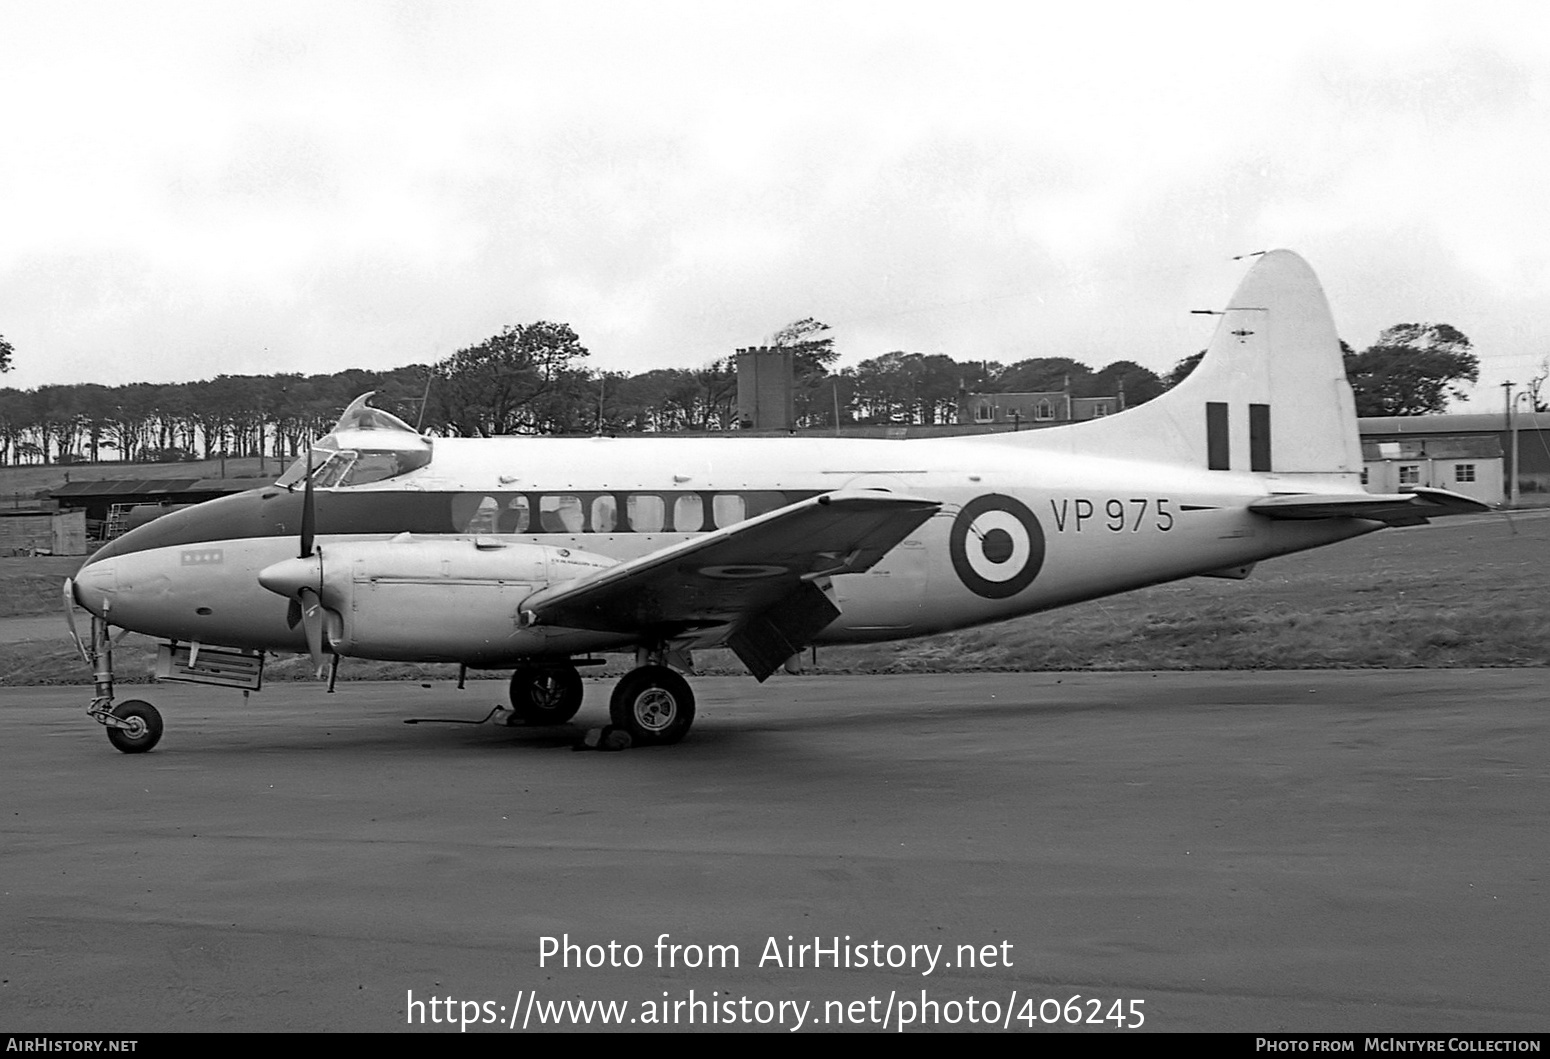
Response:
[72,558,119,617]
[258,555,322,599]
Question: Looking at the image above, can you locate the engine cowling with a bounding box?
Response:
[259,537,624,664]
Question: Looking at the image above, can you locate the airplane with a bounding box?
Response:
[62,249,1488,753]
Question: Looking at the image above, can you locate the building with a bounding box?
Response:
[735,346,795,431]
[49,478,259,540]
[1361,436,1503,507]
[958,381,1124,428]
[0,506,87,555]
[1359,411,1550,506]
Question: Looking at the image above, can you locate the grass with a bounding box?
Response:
[812,512,1549,672]
[0,557,81,616]
[2,512,1544,686]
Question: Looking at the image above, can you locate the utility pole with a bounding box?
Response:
[1503,381,1518,507]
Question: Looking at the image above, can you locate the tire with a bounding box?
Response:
[106,700,163,754]
[609,665,695,746]
[509,665,584,725]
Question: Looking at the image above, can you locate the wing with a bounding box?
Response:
[520,490,941,680]
[1249,486,1490,526]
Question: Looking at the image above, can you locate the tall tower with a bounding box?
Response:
[735,346,795,430]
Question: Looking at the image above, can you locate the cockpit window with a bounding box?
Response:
[276,450,341,489]
[341,448,429,485]
[273,392,434,489]
[275,447,431,489]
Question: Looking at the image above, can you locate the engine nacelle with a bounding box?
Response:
[260,537,626,664]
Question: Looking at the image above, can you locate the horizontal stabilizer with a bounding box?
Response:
[1249,487,1489,526]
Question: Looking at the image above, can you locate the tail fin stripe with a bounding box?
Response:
[1206,403,1231,470]
[1249,404,1272,472]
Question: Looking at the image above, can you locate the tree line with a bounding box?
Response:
[0,320,1491,466]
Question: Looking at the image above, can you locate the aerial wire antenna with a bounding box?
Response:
[415,367,435,432]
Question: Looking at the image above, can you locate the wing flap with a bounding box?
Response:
[1249,486,1489,525]
[725,581,841,682]
[520,491,941,660]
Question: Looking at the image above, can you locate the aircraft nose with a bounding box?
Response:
[258,555,321,599]
[71,558,119,617]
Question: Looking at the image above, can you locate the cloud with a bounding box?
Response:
[1,2,1547,409]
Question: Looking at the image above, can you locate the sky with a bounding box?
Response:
[2,0,1547,410]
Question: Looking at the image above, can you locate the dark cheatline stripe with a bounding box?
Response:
[85,486,827,561]
[86,487,458,561]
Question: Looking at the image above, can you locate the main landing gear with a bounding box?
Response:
[609,665,695,746]
[74,602,698,752]
[498,652,697,747]
[506,664,585,725]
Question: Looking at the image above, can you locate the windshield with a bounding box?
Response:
[275,445,432,489]
[274,392,434,489]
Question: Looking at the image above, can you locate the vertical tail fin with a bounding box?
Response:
[991,250,1364,482]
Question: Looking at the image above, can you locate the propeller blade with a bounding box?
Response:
[286,599,302,630]
[298,587,327,678]
[300,447,316,558]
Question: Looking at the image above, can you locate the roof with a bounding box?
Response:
[1359,411,1550,435]
[966,390,1066,401]
[1362,436,1502,460]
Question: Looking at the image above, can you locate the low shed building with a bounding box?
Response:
[49,478,259,540]
[0,507,88,556]
[1360,411,1550,505]
[1361,436,1504,507]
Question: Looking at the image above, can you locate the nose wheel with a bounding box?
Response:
[103,700,163,754]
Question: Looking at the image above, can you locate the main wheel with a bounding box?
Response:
[609,665,695,746]
[509,665,584,725]
[106,700,163,754]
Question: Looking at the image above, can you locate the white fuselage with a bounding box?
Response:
[71,431,1377,666]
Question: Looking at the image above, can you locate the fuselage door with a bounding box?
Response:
[828,474,931,634]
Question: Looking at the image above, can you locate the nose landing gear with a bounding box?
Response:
[104,700,163,754]
[80,613,164,754]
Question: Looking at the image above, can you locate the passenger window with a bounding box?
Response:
[540,495,585,533]
[712,494,747,528]
[591,495,618,532]
[473,496,502,533]
[627,494,665,532]
[498,496,530,533]
[672,494,705,532]
[451,493,501,533]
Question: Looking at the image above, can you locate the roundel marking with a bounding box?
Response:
[949,494,1045,599]
[699,563,789,580]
